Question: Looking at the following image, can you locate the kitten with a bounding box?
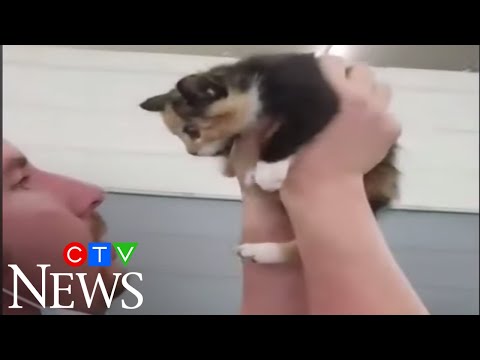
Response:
[140,52,399,265]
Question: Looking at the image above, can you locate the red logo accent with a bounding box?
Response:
[63,242,86,267]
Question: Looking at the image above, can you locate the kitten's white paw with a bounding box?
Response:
[254,158,292,192]
[236,243,290,264]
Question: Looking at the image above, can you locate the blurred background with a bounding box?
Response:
[64,45,480,71]
[3,45,479,315]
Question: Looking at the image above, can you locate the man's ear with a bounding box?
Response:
[139,93,171,112]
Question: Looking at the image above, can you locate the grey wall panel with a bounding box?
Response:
[101,193,479,315]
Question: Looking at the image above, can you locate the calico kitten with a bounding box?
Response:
[140,52,399,264]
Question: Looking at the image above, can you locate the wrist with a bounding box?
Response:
[282,173,365,209]
[280,173,429,315]
[280,173,373,253]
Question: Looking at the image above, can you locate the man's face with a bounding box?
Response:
[2,140,122,314]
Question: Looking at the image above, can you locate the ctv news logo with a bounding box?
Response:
[7,242,143,311]
[63,242,138,267]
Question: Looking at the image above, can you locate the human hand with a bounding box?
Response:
[274,57,428,314]
[283,55,401,193]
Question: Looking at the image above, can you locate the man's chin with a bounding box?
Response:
[101,261,127,299]
[3,302,42,315]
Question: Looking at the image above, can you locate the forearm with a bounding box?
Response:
[240,193,307,315]
[282,176,429,315]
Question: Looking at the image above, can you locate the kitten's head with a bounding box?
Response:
[140,65,261,157]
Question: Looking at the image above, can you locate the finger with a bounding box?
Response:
[373,83,392,110]
[348,63,376,93]
[317,55,349,93]
[231,140,258,170]
[390,115,402,140]
[382,112,402,144]
[230,131,262,175]
[230,119,279,182]
[235,131,263,157]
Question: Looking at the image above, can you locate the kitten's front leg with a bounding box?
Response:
[244,156,294,192]
[244,117,300,192]
[220,153,236,178]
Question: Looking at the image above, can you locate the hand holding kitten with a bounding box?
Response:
[283,55,401,196]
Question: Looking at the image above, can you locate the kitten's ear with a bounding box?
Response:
[176,74,227,105]
[139,93,171,112]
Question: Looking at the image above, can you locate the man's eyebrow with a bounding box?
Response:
[3,156,29,173]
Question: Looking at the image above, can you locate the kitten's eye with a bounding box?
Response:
[183,124,200,139]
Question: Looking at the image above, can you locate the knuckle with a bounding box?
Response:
[386,116,402,137]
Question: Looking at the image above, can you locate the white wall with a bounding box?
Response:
[3,45,479,213]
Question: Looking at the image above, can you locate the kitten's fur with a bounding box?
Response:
[140,52,399,265]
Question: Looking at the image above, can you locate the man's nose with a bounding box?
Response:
[39,170,105,218]
[67,179,105,218]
